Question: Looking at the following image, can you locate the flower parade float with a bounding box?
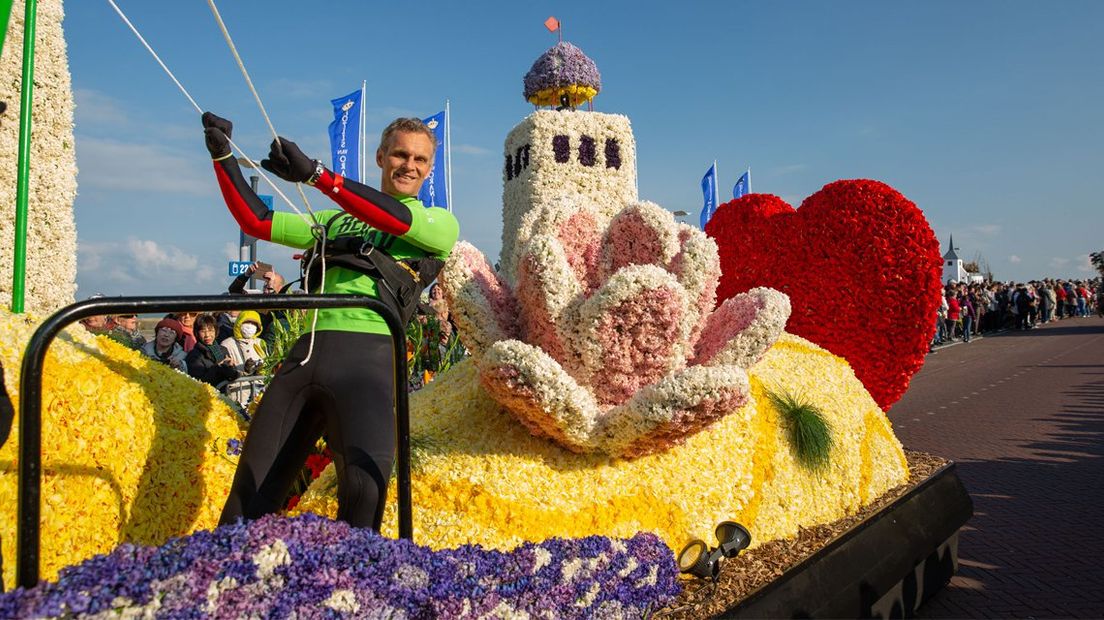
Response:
[0,22,971,617]
[290,42,972,617]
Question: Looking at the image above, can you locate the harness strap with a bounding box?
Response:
[299,213,443,325]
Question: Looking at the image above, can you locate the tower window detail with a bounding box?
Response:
[552,135,570,163]
[579,135,597,167]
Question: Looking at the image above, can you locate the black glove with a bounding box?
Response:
[202,112,233,159]
[261,138,317,184]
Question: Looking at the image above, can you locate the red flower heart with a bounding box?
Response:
[706,179,943,411]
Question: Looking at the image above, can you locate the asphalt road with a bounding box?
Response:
[887,316,1104,618]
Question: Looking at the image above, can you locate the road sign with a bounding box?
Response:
[228,261,253,277]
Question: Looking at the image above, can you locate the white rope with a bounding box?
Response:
[105,0,314,227]
[298,229,326,366]
[205,0,318,224]
[106,0,201,113]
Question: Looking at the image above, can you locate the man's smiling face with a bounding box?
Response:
[377,130,434,198]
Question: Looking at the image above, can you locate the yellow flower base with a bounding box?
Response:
[297,333,909,553]
[0,310,245,588]
[527,84,598,108]
[0,304,908,588]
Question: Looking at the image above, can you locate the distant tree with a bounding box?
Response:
[1091,251,1104,277]
[967,252,995,282]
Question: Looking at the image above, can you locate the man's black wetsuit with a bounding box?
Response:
[209,129,458,529]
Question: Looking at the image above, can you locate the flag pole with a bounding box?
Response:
[359,80,366,182]
[445,99,453,213]
[11,0,38,313]
[713,159,720,208]
[747,167,752,193]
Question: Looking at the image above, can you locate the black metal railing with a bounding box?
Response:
[16,295,412,589]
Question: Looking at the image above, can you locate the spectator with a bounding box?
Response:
[172,311,199,353]
[186,314,239,389]
[141,318,188,373]
[1076,282,1090,317]
[1041,282,1056,324]
[217,305,238,344]
[958,289,975,343]
[945,291,961,341]
[221,310,267,376]
[109,314,147,349]
[1063,281,1077,319]
[1055,281,1068,319]
[934,293,948,346]
[228,263,290,350]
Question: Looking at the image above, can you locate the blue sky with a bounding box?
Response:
[65,1,1103,296]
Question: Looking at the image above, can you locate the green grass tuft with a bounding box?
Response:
[766,388,834,471]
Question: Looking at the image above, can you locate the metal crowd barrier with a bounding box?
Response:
[15,294,412,589]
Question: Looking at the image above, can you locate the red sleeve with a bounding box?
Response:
[313,169,412,236]
[213,157,273,241]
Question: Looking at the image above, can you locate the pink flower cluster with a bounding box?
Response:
[444,199,791,458]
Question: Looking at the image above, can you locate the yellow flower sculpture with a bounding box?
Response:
[0,310,245,588]
[297,332,908,554]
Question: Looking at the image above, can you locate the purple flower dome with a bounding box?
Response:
[523,42,602,107]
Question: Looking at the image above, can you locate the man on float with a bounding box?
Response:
[201,112,459,530]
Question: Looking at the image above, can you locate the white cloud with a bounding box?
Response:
[771,164,808,176]
[267,78,334,99]
[74,89,129,126]
[74,89,194,142]
[1009,255,1021,264]
[970,224,1001,237]
[75,136,214,195]
[78,237,215,283]
[1077,255,1095,274]
[1049,257,1070,269]
[128,238,200,271]
[453,144,491,155]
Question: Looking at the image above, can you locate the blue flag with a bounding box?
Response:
[699,163,718,229]
[418,111,448,208]
[733,170,750,200]
[328,89,362,182]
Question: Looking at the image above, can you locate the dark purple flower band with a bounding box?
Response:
[1,513,680,618]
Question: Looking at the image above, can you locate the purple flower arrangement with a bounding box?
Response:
[1,513,680,618]
[524,42,602,101]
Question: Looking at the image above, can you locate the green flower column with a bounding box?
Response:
[1,0,77,314]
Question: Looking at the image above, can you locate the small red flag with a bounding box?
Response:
[544,16,560,32]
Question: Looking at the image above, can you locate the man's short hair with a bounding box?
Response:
[379,117,437,153]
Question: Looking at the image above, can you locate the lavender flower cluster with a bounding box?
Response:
[523,42,602,99]
[1,513,680,618]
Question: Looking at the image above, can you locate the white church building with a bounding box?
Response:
[943,235,985,284]
[943,235,966,284]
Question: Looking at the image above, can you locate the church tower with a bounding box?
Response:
[942,235,965,284]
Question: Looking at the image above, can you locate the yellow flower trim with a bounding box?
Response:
[526,84,598,108]
[298,332,909,553]
[0,310,245,588]
[859,406,909,504]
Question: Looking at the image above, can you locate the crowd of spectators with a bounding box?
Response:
[78,262,466,408]
[933,277,1101,349]
[82,266,1100,399]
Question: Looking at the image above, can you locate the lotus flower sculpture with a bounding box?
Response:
[443,199,791,458]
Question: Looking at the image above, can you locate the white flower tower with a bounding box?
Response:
[499,41,638,281]
[0,0,78,314]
